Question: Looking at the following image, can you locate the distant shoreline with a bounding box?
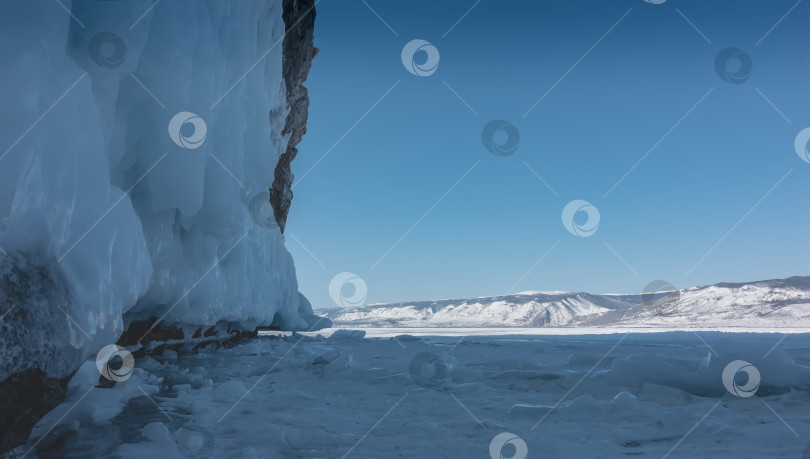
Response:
[289,326,810,338]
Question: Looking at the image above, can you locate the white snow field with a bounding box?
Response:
[22,330,810,458]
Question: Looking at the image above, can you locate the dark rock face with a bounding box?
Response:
[0,252,82,454]
[0,369,72,453]
[270,0,318,232]
[0,252,83,381]
[115,317,260,359]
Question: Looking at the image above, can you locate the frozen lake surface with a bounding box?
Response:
[23,330,810,458]
[296,326,810,338]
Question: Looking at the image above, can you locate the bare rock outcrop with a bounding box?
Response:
[270,0,318,232]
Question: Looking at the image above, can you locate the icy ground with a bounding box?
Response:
[21,331,810,458]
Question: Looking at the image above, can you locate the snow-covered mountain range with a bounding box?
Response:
[323,277,810,329]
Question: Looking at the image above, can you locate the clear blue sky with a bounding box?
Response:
[285,0,810,309]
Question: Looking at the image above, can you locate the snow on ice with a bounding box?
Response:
[22,330,810,458]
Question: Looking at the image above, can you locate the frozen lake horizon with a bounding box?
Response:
[293,326,810,338]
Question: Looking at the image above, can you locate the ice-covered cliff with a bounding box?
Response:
[0,0,321,451]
